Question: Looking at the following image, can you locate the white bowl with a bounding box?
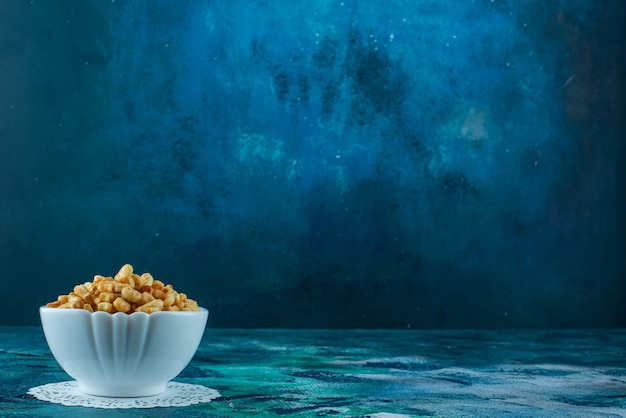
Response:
[40,306,208,397]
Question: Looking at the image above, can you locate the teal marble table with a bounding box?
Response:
[1,327,625,417]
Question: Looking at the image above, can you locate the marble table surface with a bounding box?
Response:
[1,326,625,417]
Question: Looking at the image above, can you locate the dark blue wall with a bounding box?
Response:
[1,0,624,328]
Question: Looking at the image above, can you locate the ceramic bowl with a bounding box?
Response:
[39,306,208,397]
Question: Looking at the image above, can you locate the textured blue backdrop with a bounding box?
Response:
[1,0,624,328]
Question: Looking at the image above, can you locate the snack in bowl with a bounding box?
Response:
[40,264,208,397]
[45,263,200,314]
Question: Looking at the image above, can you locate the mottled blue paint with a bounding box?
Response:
[0,0,624,328]
[2,327,626,416]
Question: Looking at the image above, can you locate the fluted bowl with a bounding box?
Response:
[39,306,208,397]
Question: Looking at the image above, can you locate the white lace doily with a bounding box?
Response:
[28,381,221,409]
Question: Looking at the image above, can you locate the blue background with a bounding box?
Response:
[1,0,624,328]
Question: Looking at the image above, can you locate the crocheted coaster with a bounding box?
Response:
[28,381,220,409]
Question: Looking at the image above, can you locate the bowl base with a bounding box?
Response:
[78,381,168,398]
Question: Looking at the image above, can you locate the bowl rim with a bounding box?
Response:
[39,306,208,315]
